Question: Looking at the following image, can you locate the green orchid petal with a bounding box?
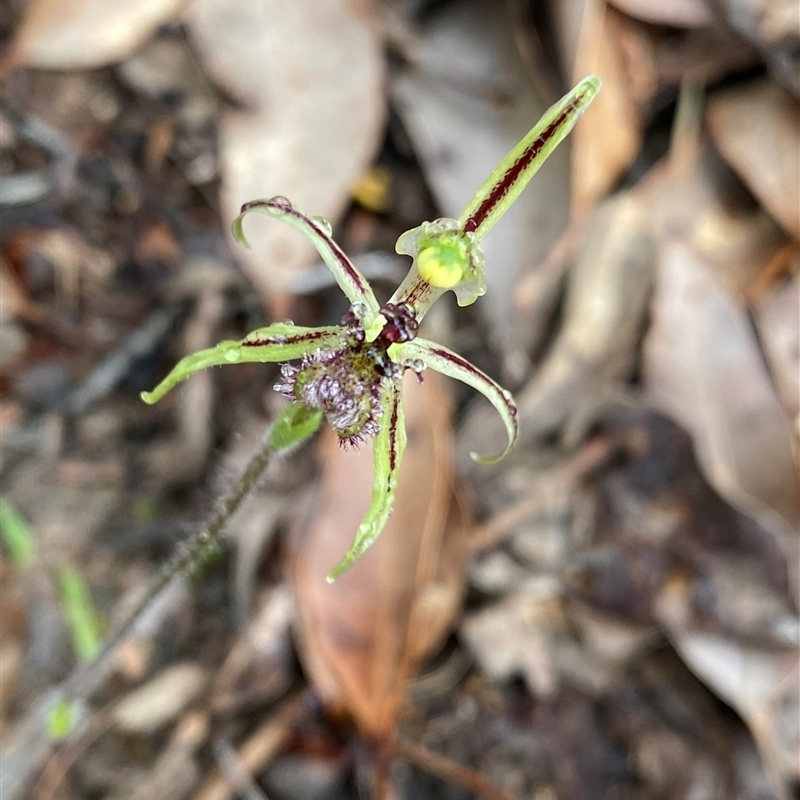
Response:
[395,339,517,464]
[458,75,601,243]
[232,196,380,323]
[326,380,406,582]
[141,323,343,404]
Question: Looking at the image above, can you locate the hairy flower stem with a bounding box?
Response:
[64,404,322,703]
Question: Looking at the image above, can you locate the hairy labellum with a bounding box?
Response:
[274,303,418,446]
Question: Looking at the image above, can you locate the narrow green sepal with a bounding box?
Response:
[58,566,102,662]
[141,324,343,404]
[458,75,601,242]
[395,339,518,464]
[326,382,406,581]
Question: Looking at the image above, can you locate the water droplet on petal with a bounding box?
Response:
[312,216,333,237]
[219,342,242,363]
[407,358,427,373]
[267,196,292,214]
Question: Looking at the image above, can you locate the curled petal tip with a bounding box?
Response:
[140,390,156,405]
[470,450,505,466]
[231,215,252,249]
[395,339,518,465]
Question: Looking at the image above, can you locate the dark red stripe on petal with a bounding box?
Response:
[241,197,370,298]
[242,330,331,347]
[388,388,400,474]
[428,346,518,423]
[463,100,579,234]
[428,347,486,379]
[281,206,370,296]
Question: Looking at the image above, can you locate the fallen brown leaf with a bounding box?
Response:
[655,573,800,799]
[186,0,385,305]
[567,1,644,210]
[5,0,186,71]
[606,0,713,27]
[289,369,468,741]
[644,238,799,584]
[712,0,800,95]
[707,78,800,238]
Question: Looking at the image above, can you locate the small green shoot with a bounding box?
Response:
[0,499,35,568]
[58,566,102,662]
[47,698,76,742]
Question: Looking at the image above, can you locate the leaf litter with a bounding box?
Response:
[1,0,799,798]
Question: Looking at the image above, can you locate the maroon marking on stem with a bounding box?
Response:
[462,99,581,234]
[402,276,437,309]
[388,390,400,474]
[242,330,330,347]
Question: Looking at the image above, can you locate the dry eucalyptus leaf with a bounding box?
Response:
[707,79,800,238]
[647,145,788,299]
[289,370,468,739]
[6,0,186,71]
[187,0,384,300]
[461,577,564,698]
[561,0,644,210]
[655,575,800,795]
[606,0,713,27]
[462,578,655,698]
[390,0,570,368]
[113,662,208,735]
[713,0,800,95]
[644,240,799,567]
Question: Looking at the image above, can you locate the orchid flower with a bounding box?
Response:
[142,76,600,581]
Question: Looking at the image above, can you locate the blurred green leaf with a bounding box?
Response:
[58,567,102,662]
[0,499,35,568]
[47,698,76,742]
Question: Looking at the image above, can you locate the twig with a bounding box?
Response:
[212,740,271,800]
[514,213,588,314]
[392,738,518,800]
[62,306,182,415]
[194,692,304,800]
[469,435,613,553]
[744,241,799,304]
